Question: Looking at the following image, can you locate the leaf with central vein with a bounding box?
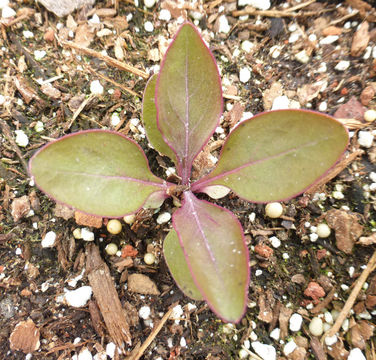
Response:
[173,191,249,323]
[29,130,167,217]
[193,110,348,202]
[156,23,222,183]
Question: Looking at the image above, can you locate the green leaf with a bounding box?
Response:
[163,229,203,301]
[173,191,249,323]
[142,74,177,163]
[156,23,222,184]
[29,130,168,217]
[193,110,348,202]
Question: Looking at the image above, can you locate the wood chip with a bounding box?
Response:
[351,21,370,57]
[86,243,132,349]
[9,318,40,353]
[11,195,30,222]
[128,274,160,295]
[75,211,103,228]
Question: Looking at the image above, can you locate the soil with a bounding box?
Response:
[1,0,376,359]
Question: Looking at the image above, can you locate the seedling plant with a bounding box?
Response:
[29,23,348,323]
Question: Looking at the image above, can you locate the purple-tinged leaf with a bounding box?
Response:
[173,191,249,323]
[163,229,203,301]
[192,110,348,202]
[29,130,169,217]
[156,23,223,184]
[142,74,177,163]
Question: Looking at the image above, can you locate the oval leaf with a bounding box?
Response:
[173,191,249,323]
[142,74,177,163]
[156,23,223,184]
[163,229,203,301]
[193,110,348,202]
[29,130,168,217]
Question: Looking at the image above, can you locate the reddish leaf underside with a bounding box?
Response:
[156,23,222,184]
[192,109,349,202]
[142,74,177,163]
[29,130,168,217]
[173,191,249,323]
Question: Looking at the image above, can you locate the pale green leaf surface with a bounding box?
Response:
[163,229,203,301]
[142,74,177,163]
[193,110,348,202]
[173,191,249,322]
[156,23,222,183]
[29,131,167,217]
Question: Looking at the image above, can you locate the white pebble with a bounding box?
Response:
[342,318,349,332]
[317,62,327,73]
[335,60,350,71]
[265,202,283,218]
[180,337,186,347]
[239,67,251,83]
[144,21,154,32]
[269,45,281,58]
[159,9,171,21]
[289,313,303,332]
[73,228,82,239]
[364,109,376,122]
[169,304,183,322]
[139,305,151,319]
[288,32,301,43]
[65,286,92,307]
[144,0,156,8]
[358,131,374,148]
[157,212,171,224]
[81,227,95,241]
[0,94,5,105]
[41,231,57,248]
[238,348,248,359]
[251,341,276,360]
[319,35,339,45]
[332,191,344,200]
[295,50,310,64]
[23,30,34,39]
[317,223,331,238]
[241,40,254,53]
[89,14,100,24]
[372,46,376,59]
[269,236,281,248]
[0,0,9,9]
[218,15,230,34]
[111,113,121,126]
[270,328,280,340]
[282,253,289,259]
[309,317,323,336]
[324,311,333,324]
[308,34,317,42]
[123,214,136,225]
[78,348,93,360]
[271,95,290,110]
[2,5,15,18]
[319,101,328,112]
[348,348,366,360]
[15,130,29,147]
[255,269,263,276]
[283,340,297,356]
[90,80,104,95]
[34,121,44,132]
[34,50,46,60]
[106,342,116,358]
[325,335,337,346]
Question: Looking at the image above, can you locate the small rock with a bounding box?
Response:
[265,202,283,218]
[348,348,366,360]
[239,67,251,83]
[139,305,151,319]
[289,313,303,332]
[128,273,160,295]
[295,50,310,64]
[170,304,183,322]
[41,231,57,248]
[144,0,156,8]
[159,9,171,21]
[351,21,370,57]
[358,130,374,148]
[90,80,104,95]
[81,227,95,241]
[15,129,29,147]
[251,341,276,360]
[38,0,95,17]
[11,196,31,222]
[218,15,230,34]
[78,347,93,360]
[309,317,324,336]
[334,96,365,121]
[34,50,47,61]
[254,244,273,259]
[106,343,116,358]
[9,319,40,353]
[364,109,376,122]
[121,244,138,258]
[317,223,331,238]
[283,340,297,356]
[2,5,16,18]
[44,28,55,42]
[319,35,339,45]
[335,60,350,71]
[41,83,61,99]
[238,0,270,10]
[105,243,118,256]
[144,21,154,32]
[54,203,75,220]
[269,236,281,248]
[271,95,290,110]
[304,282,325,300]
[241,40,254,53]
[23,31,34,39]
[157,212,171,224]
[0,0,9,9]
[65,286,92,307]
[360,85,375,106]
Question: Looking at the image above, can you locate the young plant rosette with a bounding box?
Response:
[29,23,348,323]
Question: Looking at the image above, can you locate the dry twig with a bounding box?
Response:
[321,249,376,341]
[127,302,177,360]
[60,40,149,79]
